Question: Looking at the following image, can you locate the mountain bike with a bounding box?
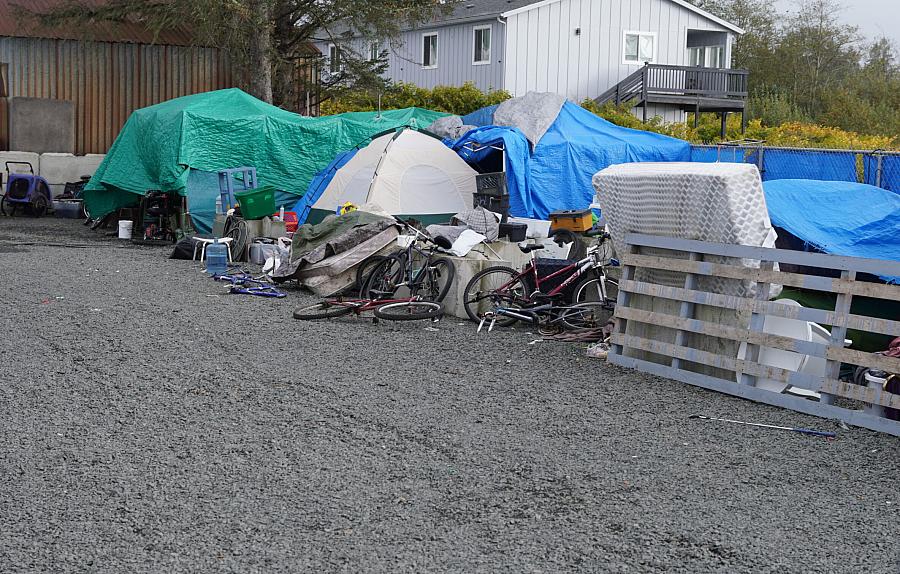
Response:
[360,220,456,302]
[293,296,443,322]
[462,229,619,329]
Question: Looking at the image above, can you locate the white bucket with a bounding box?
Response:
[118,220,133,239]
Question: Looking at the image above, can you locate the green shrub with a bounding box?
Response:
[324,84,897,150]
[321,81,511,116]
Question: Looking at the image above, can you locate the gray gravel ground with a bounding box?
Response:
[0,217,897,573]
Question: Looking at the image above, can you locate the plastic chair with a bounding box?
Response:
[192,237,235,263]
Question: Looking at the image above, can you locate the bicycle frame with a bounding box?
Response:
[324,296,425,315]
[396,241,441,289]
[493,252,598,305]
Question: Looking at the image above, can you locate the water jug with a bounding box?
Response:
[206,239,228,275]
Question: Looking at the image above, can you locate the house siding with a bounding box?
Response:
[385,21,506,91]
[318,20,506,92]
[504,0,733,102]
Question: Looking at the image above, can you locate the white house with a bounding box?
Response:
[319,0,747,126]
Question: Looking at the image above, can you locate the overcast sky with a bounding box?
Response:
[776,0,900,46]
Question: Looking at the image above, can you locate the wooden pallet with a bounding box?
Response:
[608,233,900,436]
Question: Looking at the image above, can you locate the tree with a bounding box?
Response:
[689,0,777,69]
[25,0,456,107]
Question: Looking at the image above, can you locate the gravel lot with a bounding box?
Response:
[0,217,897,573]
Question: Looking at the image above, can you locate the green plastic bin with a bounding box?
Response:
[234,185,276,220]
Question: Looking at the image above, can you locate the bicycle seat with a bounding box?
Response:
[519,243,545,254]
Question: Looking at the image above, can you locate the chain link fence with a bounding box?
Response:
[691,145,900,193]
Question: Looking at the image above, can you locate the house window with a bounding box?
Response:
[329,44,341,73]
[688,47,705,67]
[422,32,438,68]
[369,42,380,62]
[473,26,491,65]
[688,45,726,68]
[624,31,656,64]
[709,45,726,68]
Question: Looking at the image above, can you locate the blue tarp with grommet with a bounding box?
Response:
[763,179,900,283]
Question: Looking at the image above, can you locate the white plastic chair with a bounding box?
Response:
[192,237,235,263]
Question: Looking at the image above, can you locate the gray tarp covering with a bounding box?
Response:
[427,115,477,140]
[493,92,567,145]
[273,211,395,279]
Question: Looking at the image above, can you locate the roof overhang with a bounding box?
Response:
[501,0,745,35]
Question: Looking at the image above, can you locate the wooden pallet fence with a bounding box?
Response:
[608,233,900,436]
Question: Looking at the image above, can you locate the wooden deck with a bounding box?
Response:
[595,64,749,133]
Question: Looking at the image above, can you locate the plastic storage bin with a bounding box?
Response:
[499,222,527,242]
[235,185,276,220]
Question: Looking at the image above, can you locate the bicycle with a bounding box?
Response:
[293,296,443,322]
[360,220,456,303]
[462,229,619,329]
[213,272,287,298]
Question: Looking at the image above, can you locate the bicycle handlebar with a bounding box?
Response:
[396,218,451,249]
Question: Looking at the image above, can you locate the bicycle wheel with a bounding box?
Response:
[292,301,354,320]
[356,255,390,296]
[373,301,443,321]
[361,254,405,300]
[559,302,613,330]
[573,272,614,303]
[417,257,456,302]
[462,266,529,327]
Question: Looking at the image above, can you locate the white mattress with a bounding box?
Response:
[592,162,778,297]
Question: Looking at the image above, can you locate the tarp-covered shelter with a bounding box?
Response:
[446,95,692,219]
[84,89,446,230]
[294,129,476,225]
[763,179,900,283]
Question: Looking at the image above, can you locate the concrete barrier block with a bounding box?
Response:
[39,153,105,196]
[1,151,41,177]
[8,97,75,153]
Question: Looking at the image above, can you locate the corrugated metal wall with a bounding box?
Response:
[0,36,232,154]
[504,0,734,101]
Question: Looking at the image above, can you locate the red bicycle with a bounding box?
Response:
[462,230,618,328]
[292,296,443,322]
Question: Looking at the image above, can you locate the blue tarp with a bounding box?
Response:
[763,149,857,182]
[449,101,691,219]
[864,154,900,195]
[690,146,745,163]
[763,179,900,283]
[461,105,499,128]
[185,169,302,234]
[292,149,358,224]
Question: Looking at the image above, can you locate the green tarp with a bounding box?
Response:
[84,88,447,224]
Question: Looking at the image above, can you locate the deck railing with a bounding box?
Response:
[596,63,749,106]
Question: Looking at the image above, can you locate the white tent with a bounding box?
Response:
[307,129,476,224]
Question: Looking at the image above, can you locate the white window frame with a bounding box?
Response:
[472,25,491,66]
[369,41,381,62]
[708,45,726,68]
[623,31,657,65]
[328,44,341,73]
[688,46,705,67]
[687,45,727,68]
[421,32,438,69]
